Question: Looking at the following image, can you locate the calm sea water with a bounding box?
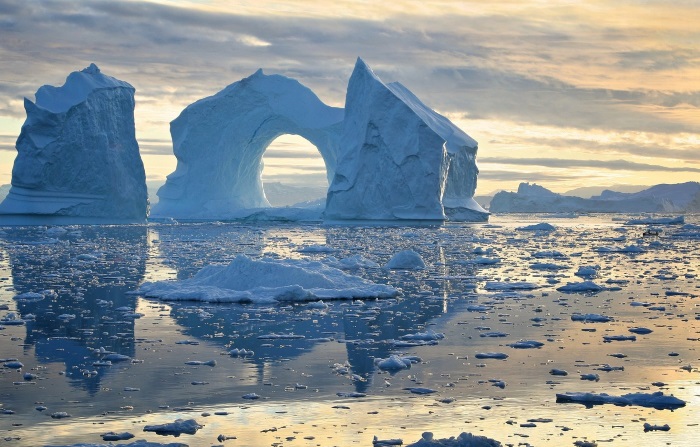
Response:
[0,214,697,446]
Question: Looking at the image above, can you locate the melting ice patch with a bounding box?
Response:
[137,255,399,303]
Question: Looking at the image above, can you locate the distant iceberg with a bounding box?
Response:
[490,181,700,213]
[0,64,147,224]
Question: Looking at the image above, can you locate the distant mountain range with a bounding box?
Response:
[489,181,700,213]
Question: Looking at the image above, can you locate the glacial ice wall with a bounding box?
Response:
[0,64,147,224]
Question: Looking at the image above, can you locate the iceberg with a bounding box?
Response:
[325,58,487,222]
[490,182,700,214]
[151,69,343,220]
[0,64,147,224]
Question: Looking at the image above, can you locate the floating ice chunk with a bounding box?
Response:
[489,379,506,389]
[138,255,399,303]
[184,360,216,366]
[3,361,23,369]
[628,327,653,334]
[580,374,600,381]
[229,348,254,357]
[102,353,131,362]
[467,257,501,265]
[643,423,671,432]
[242,393,260,400]
[530,262,568,271]
[400,330,445,341]
[258,333,305,340]
[51,412,71,419]
[467,305,491,312]
[603,335,636,342]
[575,265,600,278]
[474,352,508,360]
[480,331,509,338]
[328,255,381,269]
[337,391,366,398]
[532,250,567,259]
[373,436,404,446]
[485,281,539,291]
[556,391,685,409]
[375,355,414,372]
[625,216,684,225]
[101,432,135,441]
[405,431,502,446]
[385,250,426,270]
[143,418,203,436]
[571,313,612,323]
[556,281,604,293]
[517,223,555,231]
[403,387,437,395]
[550,369,568,376]
[507,340,544,349]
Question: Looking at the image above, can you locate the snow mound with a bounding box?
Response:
[137,255,399,303]
[0,64,147,224]
[385,250,426,270]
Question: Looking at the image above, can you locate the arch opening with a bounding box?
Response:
[261,134,330,207]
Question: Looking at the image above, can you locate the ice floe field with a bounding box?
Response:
[0,214,698,447]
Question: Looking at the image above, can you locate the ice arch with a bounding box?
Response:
[151,70,343,219]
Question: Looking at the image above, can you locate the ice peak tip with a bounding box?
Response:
[83,63,101,75]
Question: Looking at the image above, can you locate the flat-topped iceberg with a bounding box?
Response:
[137,255,399,303]
[0,64,147,224]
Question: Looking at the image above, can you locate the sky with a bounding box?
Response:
[0,0,699,195]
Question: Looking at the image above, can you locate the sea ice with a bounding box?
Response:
[385,250,426,270]
[137,255,399,303]
[405,431,502,446]
[556,281,604,293]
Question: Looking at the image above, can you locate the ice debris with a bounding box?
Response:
[556,391,686,409]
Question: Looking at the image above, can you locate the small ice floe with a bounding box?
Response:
[385,250,426,270]
[580,374,600,381]
[628,327,653,334]
[467,304,491,312]
[403,387,437,395]
[57,313,76,321]
[242,393,260,400]
[404,431,502,447]
[143,418,203,436]
[137,254,399,303]
[399,330,444,342]
[517,223,556,231]
[23,372,37,381]
[257,333,305,340]
[595,364,624,372]
[123,387,140,392]
[571,313,612,323]
[530,262,568,271]
[556,391,685,409]
[175,339,199,345]
[296,244,336,253]
[480,331,509,338]
[603,335,636,342]
[507,340,544,349]
[643,423,671,432]
[474,352,508,360]
[3,360,23,369]
[550,369,568,376]
[337,391,366,398]
[556,281,604,293]
[575,265,600,278]
[101,431,135,441]
[467,256,501,265]
[0,312,26,326]
[50,412,71,419]
[14,291,46,301]
[373,435,403,446]
[532,250,568,259]
[327,255,380,269]
[489,379,506,389]
[102,353,131,362]
[92,360,112,367]
[229,348,254,357]
[306,300,329,310]
[375,355,419,372]
[484,281,539,291]
[625,216,684,225]
[184,360,216,366]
